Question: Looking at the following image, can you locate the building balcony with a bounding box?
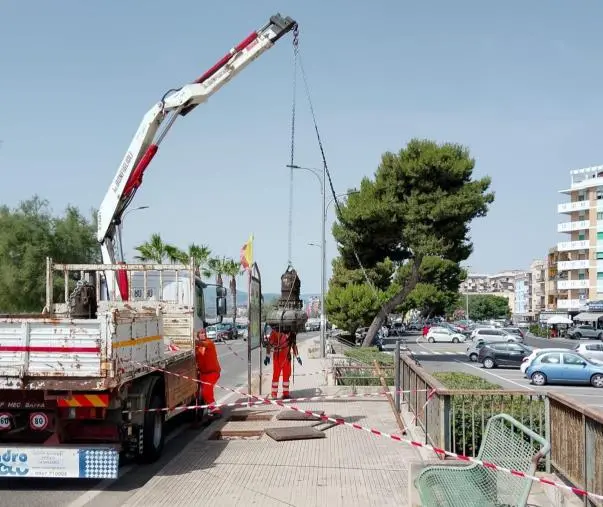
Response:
[557,280,590,290]
[557,220,590,233]
[558,200,590,214]
[557,240,590,252]
[557,298,582,309]
[558,260,590,271]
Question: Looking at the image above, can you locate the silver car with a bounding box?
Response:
[568,325,603,340]
[572,342,603,361]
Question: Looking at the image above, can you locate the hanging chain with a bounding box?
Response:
[287,25,299,267]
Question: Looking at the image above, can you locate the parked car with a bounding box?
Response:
[236,323,248,340]
[206,325,219,342]
[572,342,603,361]
[387,328,406,339]
[520,348,568,374]
[478,343,533,369]
[502,327,526,340]
[219,323,236,340]
[525,351,603,387]
[425,327,466,343]
[567,325,603,340]
[466,340,487,362]
[406,322,422,331]
[471,328,521,343]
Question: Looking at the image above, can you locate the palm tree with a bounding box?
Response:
[222,258,243,326]
[164,244,187,264]
[208,256,228,287]
[134,233,167,263]
[187,243,212,277]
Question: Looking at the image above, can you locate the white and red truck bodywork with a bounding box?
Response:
[0,12,295,479]
[0,260,204,478]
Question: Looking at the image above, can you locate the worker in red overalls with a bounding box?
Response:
[264,328,302,399]
[195,329,222,417]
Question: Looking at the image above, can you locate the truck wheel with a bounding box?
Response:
[139,393,165,463]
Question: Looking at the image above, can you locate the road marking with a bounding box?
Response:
[457,361,535,391]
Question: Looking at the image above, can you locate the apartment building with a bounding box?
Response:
[557,165,603,311]
[545,247,561,310]
[459,271,521,314]
[531,259,546,315]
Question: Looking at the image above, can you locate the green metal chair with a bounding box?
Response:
[414,413,550,507]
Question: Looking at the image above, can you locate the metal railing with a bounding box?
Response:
[395,349,603,505]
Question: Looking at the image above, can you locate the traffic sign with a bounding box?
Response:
[0,413,11,430]
[30,412,49,431]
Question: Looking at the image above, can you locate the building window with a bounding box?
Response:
[579,273,586,280]
[598,273,603,280]
[598,212,603,220]
[598,252,603,260]
[598,232,603,241]
[598,189,603,200]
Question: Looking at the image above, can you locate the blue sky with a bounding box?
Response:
[2,1,603,292]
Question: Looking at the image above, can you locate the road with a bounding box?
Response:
[0,332,318,507]
[384,333,603,414]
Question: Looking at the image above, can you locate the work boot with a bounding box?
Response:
[282,394,291,400]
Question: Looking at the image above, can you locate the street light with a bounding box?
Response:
[287,164,326,357]
[117,206,150,261]
[463,264,472,321]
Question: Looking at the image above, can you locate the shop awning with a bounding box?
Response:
[574,312,603,321]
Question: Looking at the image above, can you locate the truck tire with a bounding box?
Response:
[139,393,165,463]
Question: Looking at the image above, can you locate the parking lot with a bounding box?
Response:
[383,334,603,414]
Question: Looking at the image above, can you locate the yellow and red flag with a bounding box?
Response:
[240,234,253,271]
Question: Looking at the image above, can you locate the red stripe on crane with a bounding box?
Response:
[194,31,259,84]
[123,144,158,196]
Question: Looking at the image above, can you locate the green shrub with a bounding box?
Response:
[529,324,549,338]
[344,347,394,366]
[432,372,545,458]
[433,372,500,390]
[336,347,393,386]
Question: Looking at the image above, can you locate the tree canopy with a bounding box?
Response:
[0,196,100,313]
[463,294,510,321]
[327,138,494,344]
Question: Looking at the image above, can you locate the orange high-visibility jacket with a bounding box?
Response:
[195,338,221,374]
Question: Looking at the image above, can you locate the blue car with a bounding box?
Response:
[525,350,603,388]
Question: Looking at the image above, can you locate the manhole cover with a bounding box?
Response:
[265,427,326,441]
[209,430,264,441]
[228,411,274,422]
[276,410,324,421]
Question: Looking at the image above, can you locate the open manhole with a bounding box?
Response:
[228,411,274,422]
[209,430,264,441]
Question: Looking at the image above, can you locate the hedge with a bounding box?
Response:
[433,372,546,459]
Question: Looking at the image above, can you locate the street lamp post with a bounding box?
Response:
[286,161,360,357]
[287,164,326,357]
[118,206,150,261]
[464,264,471,321]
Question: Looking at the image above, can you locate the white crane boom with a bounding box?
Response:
[96,14,297,300]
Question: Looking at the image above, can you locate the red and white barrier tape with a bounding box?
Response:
[131,360,601,501]
[122,392,402,414]
[410,388,437,426]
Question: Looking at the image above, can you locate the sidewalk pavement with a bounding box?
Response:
[123,337,423,507]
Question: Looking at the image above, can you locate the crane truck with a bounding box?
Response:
[0,13,297,479]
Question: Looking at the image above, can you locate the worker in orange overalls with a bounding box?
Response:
[195,329,222,417]
[264,328,302,399]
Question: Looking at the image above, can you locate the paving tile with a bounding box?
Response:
[123,340,420,506]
